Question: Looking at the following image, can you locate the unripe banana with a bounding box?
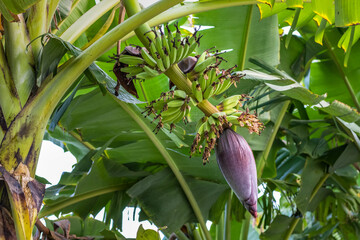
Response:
[136,72,156,80]
[120,66,143,74]
[214,79,233,95]
[187,36,198,56]
[207,116,216,126]
[198,75,207,91]
[160,28,171,69]
[118,55,145,65]
[207,68,218,83]
[230,111,244,117]
[180,37,190,60]
[162,106,182,117]
[174,25,182,50]
[203,82,216,99]
[184,105,191,123]
[141,48,157,68]
[221,95,242,109]
[173,90,187,99]
[143,65,160,77]
[162,109,183,123]
[197,51,207,64]
[223,109,237,115]
[176,39,185,63]
[212,111,227,119]
[192,80,203,102]
[167,99,185,108]
[146,37,166,72]
[193,56,217,73]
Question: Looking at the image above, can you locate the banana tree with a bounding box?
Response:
[0,0,360,239]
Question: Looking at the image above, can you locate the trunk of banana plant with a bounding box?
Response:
[0,7,47,239]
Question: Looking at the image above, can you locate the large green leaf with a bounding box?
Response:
[243,69,360,123]
[127,168,227,234]
[55,0,95,36]
[295,158,326,214]
[260,215,302,240]
[194,5,279,69]
[335,0,360,27]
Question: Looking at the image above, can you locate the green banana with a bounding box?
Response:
[193,56,217,73]
[167,99,185,108]
[118,55,145,65]
[208,68,218,83]
[207,116,216,126]
[176,39,185,63]
[221,95,242,109]
[141,48,157,68]
[168,40,177,65]
[183,105,191,123]
[154,30,163,55]
[230,111,244,117]
[203,82,216,99]
[136,72,156,80]
[162,106,182,117]
[165,25,177,65]
[165,24,174,50]
[162,109,185,123]
[143,65,160,77]
[174,25,182,50]
[192,80,203,102]
[186,39,198,57]
[223,109,237,115]
[197,51,207,64]
[160,28,171,69]
[226,115,239,125]
[214,79,232,95]
[174,90,187,99]
[198,75,207,91]
[155,52,166,72]
[212,111,226,119]
[153,29,168,71]
[180,37,190,60]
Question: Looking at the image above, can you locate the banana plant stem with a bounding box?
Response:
[238,5,253,71]
[240,212,251,240]
[257,101,290,176]
[114,98,212,240]
[224,191,232,240]
[323,35,360,111]
[240,212,250,240]
[283,217,299,240]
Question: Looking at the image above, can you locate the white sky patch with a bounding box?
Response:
[37,140,77,185]
[120,207,164,238]
[282,26,301,37]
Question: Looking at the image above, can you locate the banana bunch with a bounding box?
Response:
[191,114,229,164]
[111,23,201,91]
[142,89,191,133]
[190,94,265,164]
[184,51,246,103]
[216,95,264,135]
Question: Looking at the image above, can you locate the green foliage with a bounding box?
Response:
[1,0,360,239]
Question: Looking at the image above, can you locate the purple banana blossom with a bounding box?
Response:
[216,128,258,218]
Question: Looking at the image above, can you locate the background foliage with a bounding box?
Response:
[1,0,360,239]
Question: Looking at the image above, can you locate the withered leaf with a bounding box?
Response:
[53,219,70,238]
